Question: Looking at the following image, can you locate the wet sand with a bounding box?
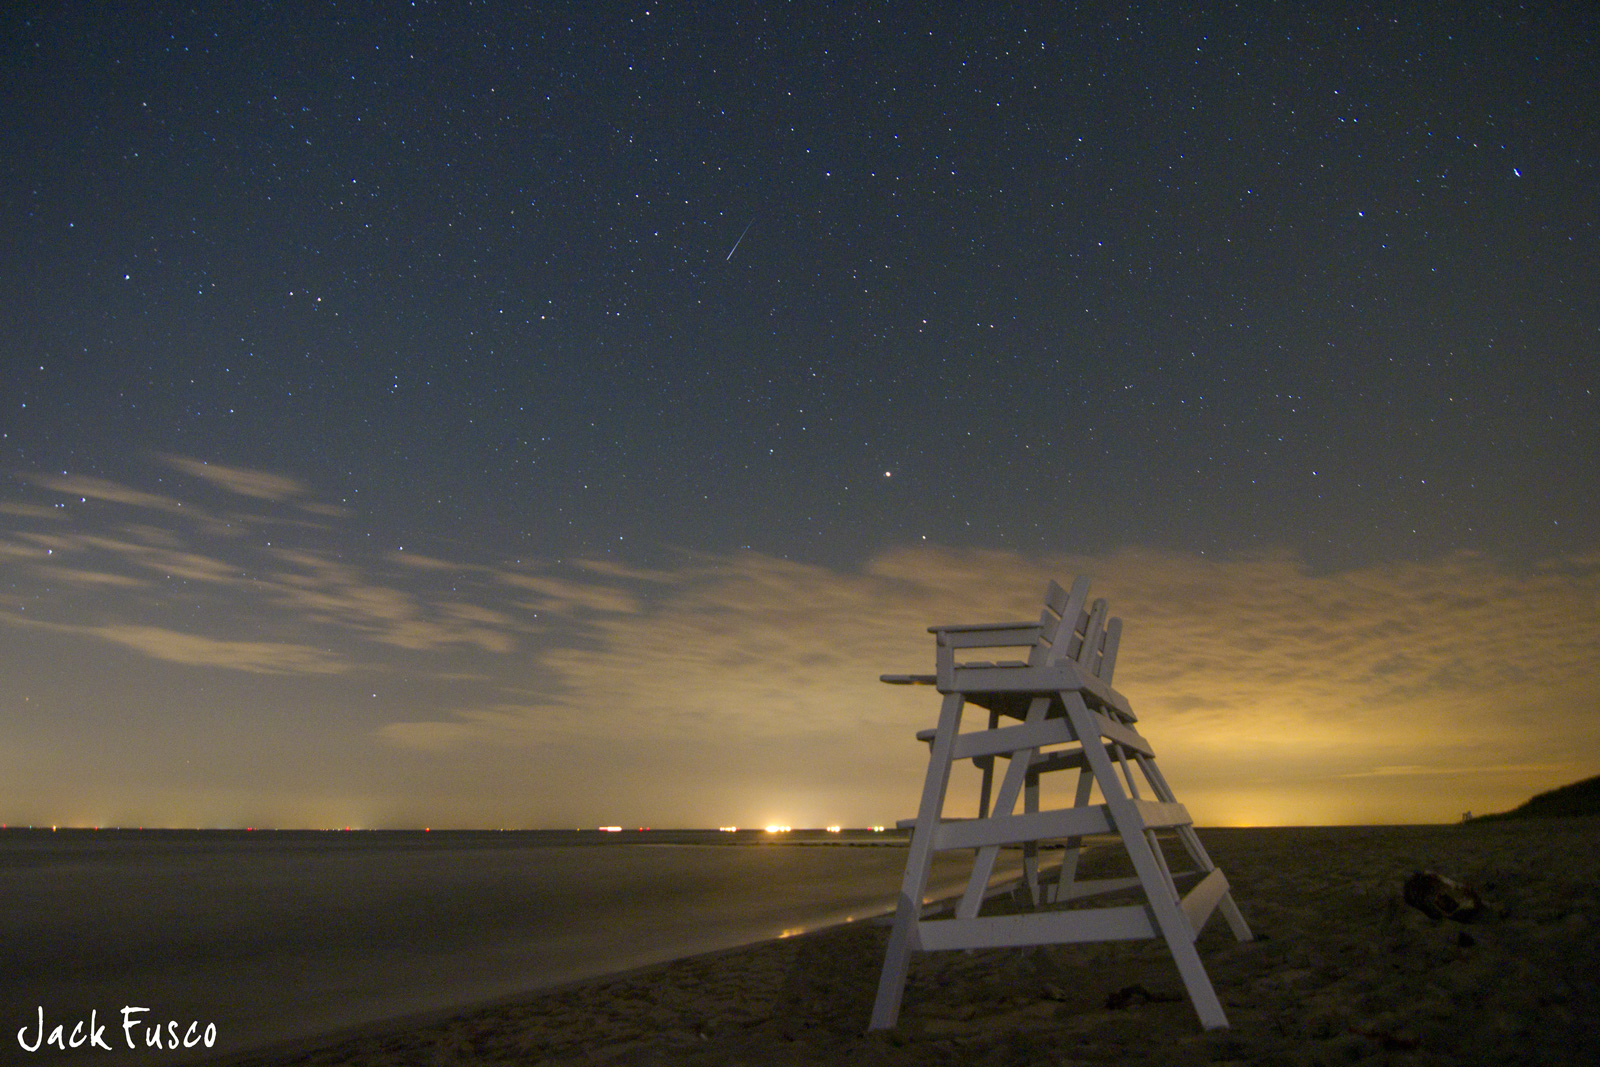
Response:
[215,818,1600,1066]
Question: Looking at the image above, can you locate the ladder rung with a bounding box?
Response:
[915,905,1156,951]
[935,806,1111,850]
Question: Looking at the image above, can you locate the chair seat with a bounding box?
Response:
[948,660,1134,719]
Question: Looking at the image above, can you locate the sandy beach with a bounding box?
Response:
[209,817,1599,1066]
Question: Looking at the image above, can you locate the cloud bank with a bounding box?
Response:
[387,545,1600,824]
[4,458,1597,826]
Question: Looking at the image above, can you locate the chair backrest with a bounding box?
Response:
[1029,577,1123,683]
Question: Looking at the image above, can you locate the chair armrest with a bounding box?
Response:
[927,620,1041,634]
[930,623,1043,649]
[880,673,937,685]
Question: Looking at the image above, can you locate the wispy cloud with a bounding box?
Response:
[496,570,644,614]
[389,550,482,573]
[376,704,552,753]
[26,474,189,514]
[4,465,541,668]
[89,624,349,673]
[266,548,529,653]
[158,454,310,502]
[0,537,51,563]
[33,566,147,589]
[0,503,63,520]
[13,617,348,674]
[17,530,250,588]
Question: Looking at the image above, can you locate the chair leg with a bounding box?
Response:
[1064,693,1231,1030]
[870,692,966,1030]
[1022,767,1041,905]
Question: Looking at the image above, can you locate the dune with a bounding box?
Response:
[1468,773,1600,821]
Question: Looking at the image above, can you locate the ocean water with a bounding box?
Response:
[0,829,996,1061]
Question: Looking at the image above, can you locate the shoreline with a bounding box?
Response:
[6,831,966,1063]
[203,920,876,1066]
[207,818,1600,1066]
[202,845,1037,1065]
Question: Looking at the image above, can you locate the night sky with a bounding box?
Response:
[4,3,1597,829]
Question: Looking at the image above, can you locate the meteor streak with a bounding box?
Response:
[725,218,754,261]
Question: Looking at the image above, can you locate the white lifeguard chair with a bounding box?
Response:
[870,577,1252,1031]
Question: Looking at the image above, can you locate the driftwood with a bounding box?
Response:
[1402,870,1483,923]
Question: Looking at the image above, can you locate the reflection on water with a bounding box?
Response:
[0,829,1006,1060]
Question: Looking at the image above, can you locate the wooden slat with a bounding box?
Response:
[1056,579,1093,662]
[1027,602,1061,664]
[948,664,1042,692]
[1079,597,1109,671]
[951,718,1074,761]
[935,805,1110,850]
[1028,747,1091,775]
[1034,577,1091,667]
[1181,867,1231,935]
[915,904,1156,951]
[1052,875,1145,902]
[931,622,1041,641]
[1097,715,1154,756]
[1034,607,1058,655]
[1060,619,1084,663]
[1074,669,1135,719]
[1099,618,1123,684]
[940,660,1133,720]
[1127,798,1192,831]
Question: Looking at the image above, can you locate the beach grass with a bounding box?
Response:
[214,818,1600,1066]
